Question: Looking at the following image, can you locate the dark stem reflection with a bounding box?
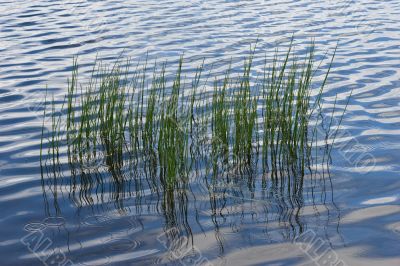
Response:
[40,141,342,258]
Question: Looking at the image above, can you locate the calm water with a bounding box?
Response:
[1,1,400,265]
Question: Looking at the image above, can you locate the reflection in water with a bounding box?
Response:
[1,0,399,264]
[38,49,345,261]
[40,134,342,258]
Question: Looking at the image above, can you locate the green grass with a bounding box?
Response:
[40,41,347,192]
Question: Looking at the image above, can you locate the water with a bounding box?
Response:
[1,1,400,265]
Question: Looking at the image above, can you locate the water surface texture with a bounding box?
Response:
[1,1,400,265]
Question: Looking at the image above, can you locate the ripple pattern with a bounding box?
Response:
[1,0,400,265]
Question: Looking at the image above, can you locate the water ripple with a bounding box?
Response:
[1,0,400,265]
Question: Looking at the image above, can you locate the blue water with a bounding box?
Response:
[1,1,400,265]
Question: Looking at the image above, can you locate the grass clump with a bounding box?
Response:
[40,41,346,193]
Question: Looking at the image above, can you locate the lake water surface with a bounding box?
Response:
[1,1,400,265]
